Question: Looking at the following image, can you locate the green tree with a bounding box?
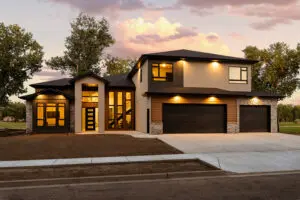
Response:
[2,102,26,121]
[0,23,44,106]
[46,13,114,77]
[104,55,136,76]
[243,42,300,97]
[277,104,294,122]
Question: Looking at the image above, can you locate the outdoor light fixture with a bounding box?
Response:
[251,97,260,104]
[211,61,219,69]
[208,95,217,102]
[173,95,181,102]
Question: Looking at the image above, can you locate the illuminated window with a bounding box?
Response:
[152,63,173,82]
[37,103,44,127]
[36,103,65,128]
[229,66,248,84]
[108,91,134,130]
[82,84,98,102]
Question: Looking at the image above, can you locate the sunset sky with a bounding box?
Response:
[1,0,300,104]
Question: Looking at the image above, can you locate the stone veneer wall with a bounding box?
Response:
[237,98,278,133]
[26,101,33,133]
[150,121,163,135]
[70,102,75,133]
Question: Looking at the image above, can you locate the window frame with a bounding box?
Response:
[152,63,174,82]
[228,66,248,84]
[36,103,66,128]
[107,91,135,130]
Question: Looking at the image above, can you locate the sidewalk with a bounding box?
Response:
[0,154,203,168]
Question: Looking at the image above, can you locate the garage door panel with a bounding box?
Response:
[240,106,270,132]
[163,104,226,133]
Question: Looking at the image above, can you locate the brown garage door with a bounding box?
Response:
[240,105,270,132]
[163,104,227,133]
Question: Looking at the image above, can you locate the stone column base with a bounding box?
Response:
[150,122,163,135]
[227,123,238,133]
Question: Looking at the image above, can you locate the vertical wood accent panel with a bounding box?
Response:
[151,96,237,123]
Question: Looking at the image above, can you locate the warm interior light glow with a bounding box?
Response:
[161,63,166,67]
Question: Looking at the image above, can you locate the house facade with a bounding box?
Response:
[20,50,281,134]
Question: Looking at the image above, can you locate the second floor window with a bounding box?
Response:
[229,66,248,84]
[152,63,173,82]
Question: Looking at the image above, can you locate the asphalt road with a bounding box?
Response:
[0,172,300,200]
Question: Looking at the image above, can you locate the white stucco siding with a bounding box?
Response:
[74,77,105,133]
[133,60,150,133]
[183,62,252,92]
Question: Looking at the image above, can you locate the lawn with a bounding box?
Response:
[0,134,181,161]
[279,122,300,135]
[0,121,26,130]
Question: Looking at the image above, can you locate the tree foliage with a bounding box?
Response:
[104,55,136,76]
[243,42,300,98]
[46,13,114,77]
[0,23,44,106]
[2,101,26,121]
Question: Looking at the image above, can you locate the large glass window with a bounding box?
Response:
[108,91,134,130]
[229,66,248,84]
[152,63,173,82]
[36,103,65,128]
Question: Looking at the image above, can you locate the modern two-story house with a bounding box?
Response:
[20,49,281,134]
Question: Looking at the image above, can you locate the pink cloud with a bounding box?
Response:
[177,0,297,8]
[229,32,245,40]
[177,0,300,30]
[206,34,219,42]
[48,0,145,15]
[109,17,230,57]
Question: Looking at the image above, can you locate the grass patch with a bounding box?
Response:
[279,122,300,135]
[0,121,26,130]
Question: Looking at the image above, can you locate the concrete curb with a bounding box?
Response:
[0,170,227,188]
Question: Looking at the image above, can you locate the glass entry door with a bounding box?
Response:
[85,108,96,131]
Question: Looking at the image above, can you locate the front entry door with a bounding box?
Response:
[85,108,96,131]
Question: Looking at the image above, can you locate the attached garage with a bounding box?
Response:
[240,105,271,132]
[163,104,227,133]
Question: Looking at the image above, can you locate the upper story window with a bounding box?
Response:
[82,84,98,102]
[229,66,248,84]
[152,63,173,82]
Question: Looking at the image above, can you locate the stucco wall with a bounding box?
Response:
[183,61,252,92]
[133,60,150,133]
[25,101,33,133]
[74,77,105,133]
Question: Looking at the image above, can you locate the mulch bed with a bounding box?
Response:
[0,129,26,137]
[0,134,181,161]
[0,160,217,180]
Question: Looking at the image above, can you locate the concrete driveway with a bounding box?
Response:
[156,133,300,173]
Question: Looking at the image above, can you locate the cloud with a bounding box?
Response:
[177,0,297,8]
[229,32,245,40]
[177,0,300,30]
[48,0,145,15]
[109,17,230,57]
[232,4,300,30]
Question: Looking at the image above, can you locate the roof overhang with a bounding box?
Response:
[69,72,109,84]
[19,89,74,101]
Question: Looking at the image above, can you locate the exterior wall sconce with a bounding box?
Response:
[250,97,260,105]
[173,95,181,102]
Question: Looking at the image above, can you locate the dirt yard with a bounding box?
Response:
[0,160,218,180]
[0,134,181,161]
